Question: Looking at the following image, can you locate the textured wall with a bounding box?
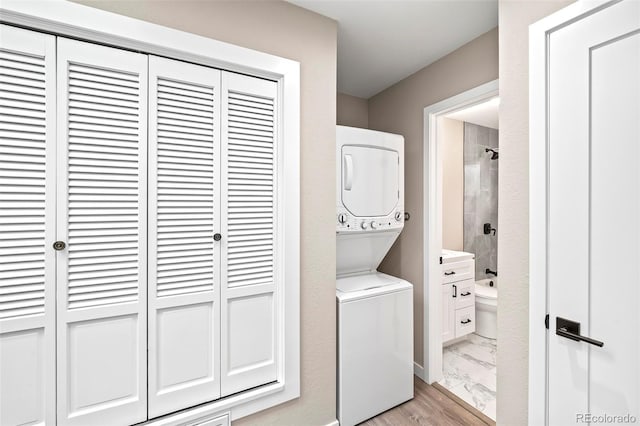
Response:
[337,92,369,128]
[463,122,499,279]
[440,117,464,251]
[70,1,338,425]
[497,1,573,424]
[368,28,498,367]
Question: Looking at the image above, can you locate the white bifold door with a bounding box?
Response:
[1,25,280,425]
[220,72,278,397]
[148,61,279,412]
[0,25,56,426]
[147,56,222,417]
[55,38,148,425]
[149,57,278,417]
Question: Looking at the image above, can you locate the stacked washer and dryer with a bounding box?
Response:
[336,126,414,426]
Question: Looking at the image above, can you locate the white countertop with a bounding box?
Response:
[442,249,475,264]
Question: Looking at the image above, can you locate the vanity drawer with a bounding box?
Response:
[454,280,475,309]
[455,306,475,338]
[442,259,474,283]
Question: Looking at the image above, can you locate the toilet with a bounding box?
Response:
[475,279,497,339]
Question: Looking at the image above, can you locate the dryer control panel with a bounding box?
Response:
[336,207,404,233]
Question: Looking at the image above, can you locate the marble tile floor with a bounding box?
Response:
[439,333,497,420]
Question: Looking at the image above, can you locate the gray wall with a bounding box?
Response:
[463,123,498,279]
[368,27,498,367]
[497,1,574,424]
[71,1,338,425]
[337,92,368,128]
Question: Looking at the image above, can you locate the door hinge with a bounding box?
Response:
[439,256,443,265]
[545,314,549,329]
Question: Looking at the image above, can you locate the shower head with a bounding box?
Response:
[485,148,499,160]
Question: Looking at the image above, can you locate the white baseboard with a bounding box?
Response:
[413,362,425,381]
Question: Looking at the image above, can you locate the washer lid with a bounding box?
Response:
[336,272,402,293]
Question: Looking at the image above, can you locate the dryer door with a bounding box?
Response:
[341,145,399,217]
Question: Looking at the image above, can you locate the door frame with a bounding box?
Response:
[0,0,300,423]
[422,79,498,384]
[529,1,614,424]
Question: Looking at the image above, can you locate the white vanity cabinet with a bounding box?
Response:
[441,251,476,343]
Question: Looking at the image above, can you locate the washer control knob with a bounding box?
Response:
[395,211,403,221]
[360,221,369,230]
[338,213,348,224]
[370,221,378,229]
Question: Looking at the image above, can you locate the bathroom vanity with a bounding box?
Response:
[441,250,476,343]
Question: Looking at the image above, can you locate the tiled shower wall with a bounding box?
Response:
[463,122,498,279]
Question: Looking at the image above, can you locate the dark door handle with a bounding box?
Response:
[214,233,222,241]
[460,291,471,296]
[444,271,456,276]
[452,284,457,298]
[556,317,604,347]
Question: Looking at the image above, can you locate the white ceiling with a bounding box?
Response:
[445,97,499,129]
[288,0,498,99]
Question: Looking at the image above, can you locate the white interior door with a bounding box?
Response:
[548,1,640,423]
[220,72,279,396]
[148,55,221,417]
[56,38,148,426]
[0,24,56,426]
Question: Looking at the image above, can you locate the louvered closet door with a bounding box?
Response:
[56,38,148,426]
[0,25,56,426]
[220,72,279,396]
[148,56,221,417]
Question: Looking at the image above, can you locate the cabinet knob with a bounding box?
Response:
[460,291,471,296]
[53,241,66,251]
[461,319,472,324]
[214,233,222,241]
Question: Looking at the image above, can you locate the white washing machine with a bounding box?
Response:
[336,125,413,426]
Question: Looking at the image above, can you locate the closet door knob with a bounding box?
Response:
[53,241,66,251]
[214,233,222,241]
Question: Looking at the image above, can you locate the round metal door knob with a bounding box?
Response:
[53,241,66,251]
[213,233,222,241]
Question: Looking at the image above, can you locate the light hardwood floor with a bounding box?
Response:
[360,378,494,426]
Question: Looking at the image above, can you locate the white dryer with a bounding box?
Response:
[336,125,413,426]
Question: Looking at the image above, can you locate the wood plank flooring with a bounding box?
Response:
[360,378,493,426]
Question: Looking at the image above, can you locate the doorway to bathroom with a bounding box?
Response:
[421,80,498,422]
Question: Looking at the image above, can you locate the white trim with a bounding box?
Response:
[528,1,613,425]
[422,80,498,384]
[324,421,340,426]
[0,0,301,423]
[413,362,425,381]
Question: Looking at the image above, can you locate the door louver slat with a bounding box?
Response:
[66,63,141,310]
[226,91,275,288]
[156,77,215,298]
[0,47,47,319]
